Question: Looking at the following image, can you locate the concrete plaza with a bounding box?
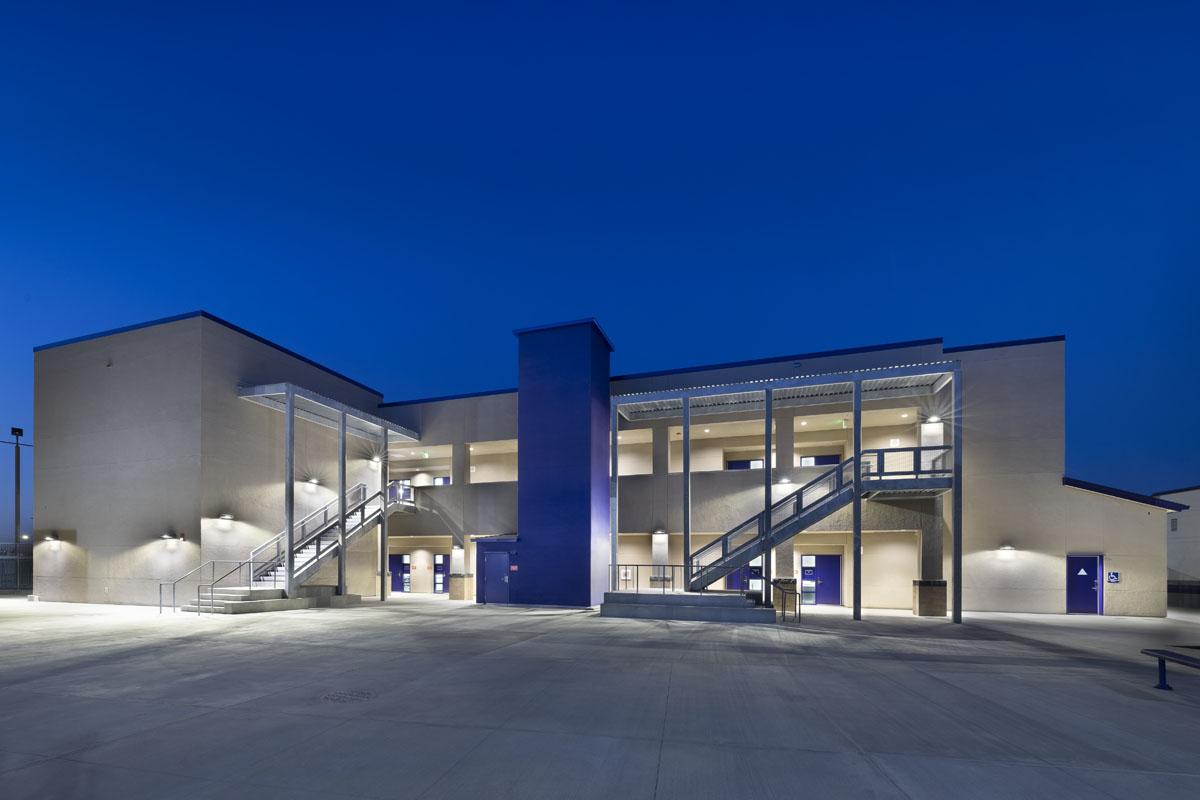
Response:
[1,595,1198,799]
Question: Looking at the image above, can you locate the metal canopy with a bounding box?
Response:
[616,364,953,422]
[238,383,419,444]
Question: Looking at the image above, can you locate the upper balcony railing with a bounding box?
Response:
[860,445,952,479]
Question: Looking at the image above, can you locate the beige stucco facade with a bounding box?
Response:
[32,313,1176,616]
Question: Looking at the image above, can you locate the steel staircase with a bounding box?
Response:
[688,459,857,591]
[249,481,411,589]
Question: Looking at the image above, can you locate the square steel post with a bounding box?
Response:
[285,387,296,598]
[379,428,388,602]
[761,387,773,607]
[852,377,862,621]
[610,402,619,591]
[952,367,964,623]
[682,397,691,585]
[337,411,347,596]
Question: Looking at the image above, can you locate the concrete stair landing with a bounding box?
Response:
[179,585,362,614]
[600,591,776,624]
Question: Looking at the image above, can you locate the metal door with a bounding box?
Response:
[799,554,842,605]
[388,554,404,592]
[1067,555,1101,614]
[433,553,448,594]
[483,552,510,604]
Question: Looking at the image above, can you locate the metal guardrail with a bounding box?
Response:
[686,446,955,592]
[159,560,243,614]
[0,542,33,591]
[691,458,853,582]
[610,564,762,600]
[860,445,952,478]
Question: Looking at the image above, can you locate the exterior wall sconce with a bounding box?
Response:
[217,514,234,531]
[43,532,58,542]
[161,532,185,541]
[452,544,463,551]
[20,533,30,541]
[997,544,1015,561]
[778,477,791,485]
[927,415,941,423]
[305,477,319,493]
[370,456,382,468]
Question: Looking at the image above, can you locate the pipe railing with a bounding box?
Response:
[158,560,243,614]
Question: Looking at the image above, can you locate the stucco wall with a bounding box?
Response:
[33,317,204,604]
[1163,488,1200,581]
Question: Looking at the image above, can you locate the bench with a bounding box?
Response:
[1141,648,1200,691]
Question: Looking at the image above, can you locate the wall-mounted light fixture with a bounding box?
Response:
[161,532,185,541]
[217,514,234,531]
[20,533,30,541]
[43,532,58,542]
[997,544,1015,561]
[305,477,320,493]
[778,477,791,485]
[452,544,463,551]
[928,415,941,423]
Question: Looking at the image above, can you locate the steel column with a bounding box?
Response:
[13,436,19,544]
[852,378,862,621]
[761,387,773,607]
[952,366,963,623]
[610,402,619,591]
[682,397,691,583]
[284,387,296,598]
[379,428,388,602]
[337,411,347,596]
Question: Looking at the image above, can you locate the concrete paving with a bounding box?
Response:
[1,595,1198,799]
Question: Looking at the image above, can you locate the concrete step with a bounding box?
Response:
[181,597,314,614]
[602,591,754,608]
[206,588,287,600]
[600,601,776,624]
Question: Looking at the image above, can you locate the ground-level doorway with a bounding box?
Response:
[799,554,842,605]
[1066,554,1103,614]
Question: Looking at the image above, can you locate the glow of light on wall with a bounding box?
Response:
[997,544,1015,561]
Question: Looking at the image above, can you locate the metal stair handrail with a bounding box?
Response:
[158,560,244,614]
[248,483,368,575]
[195,486,407,614]
[690,458,854,580]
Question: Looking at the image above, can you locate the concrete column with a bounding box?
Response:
[651,425,669,475]
[450,442,467,491]
[775,410,795,470]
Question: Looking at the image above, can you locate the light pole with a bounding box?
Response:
[8,427,32,544]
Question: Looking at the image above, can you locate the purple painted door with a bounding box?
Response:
[1067,555,1101,614]
[483,552,510,604]
[725,567,751,591]
[799,555,841,605]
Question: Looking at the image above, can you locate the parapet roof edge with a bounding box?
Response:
[1153,485,1200,498]
[379,387,518,408]
[944,334,1066,353]
[1062,476,1189,511]
[512,318,615,352]
[33,310,384,397]
[610,337,944,382]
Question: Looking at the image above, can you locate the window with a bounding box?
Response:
[725,459,765,470]
[433,476,451,486]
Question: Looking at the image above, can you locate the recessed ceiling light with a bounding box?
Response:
[617,435,622,441]
[469,447,474,451]
[800,421,807,426]
[704,428,710,433]
[901,413,909,419]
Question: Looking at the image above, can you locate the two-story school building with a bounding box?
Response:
[30,312,1186,619]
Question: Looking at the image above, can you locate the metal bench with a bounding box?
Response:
[1141,648,1200,691]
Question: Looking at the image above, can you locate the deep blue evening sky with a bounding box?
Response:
[1,2,1198,533]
